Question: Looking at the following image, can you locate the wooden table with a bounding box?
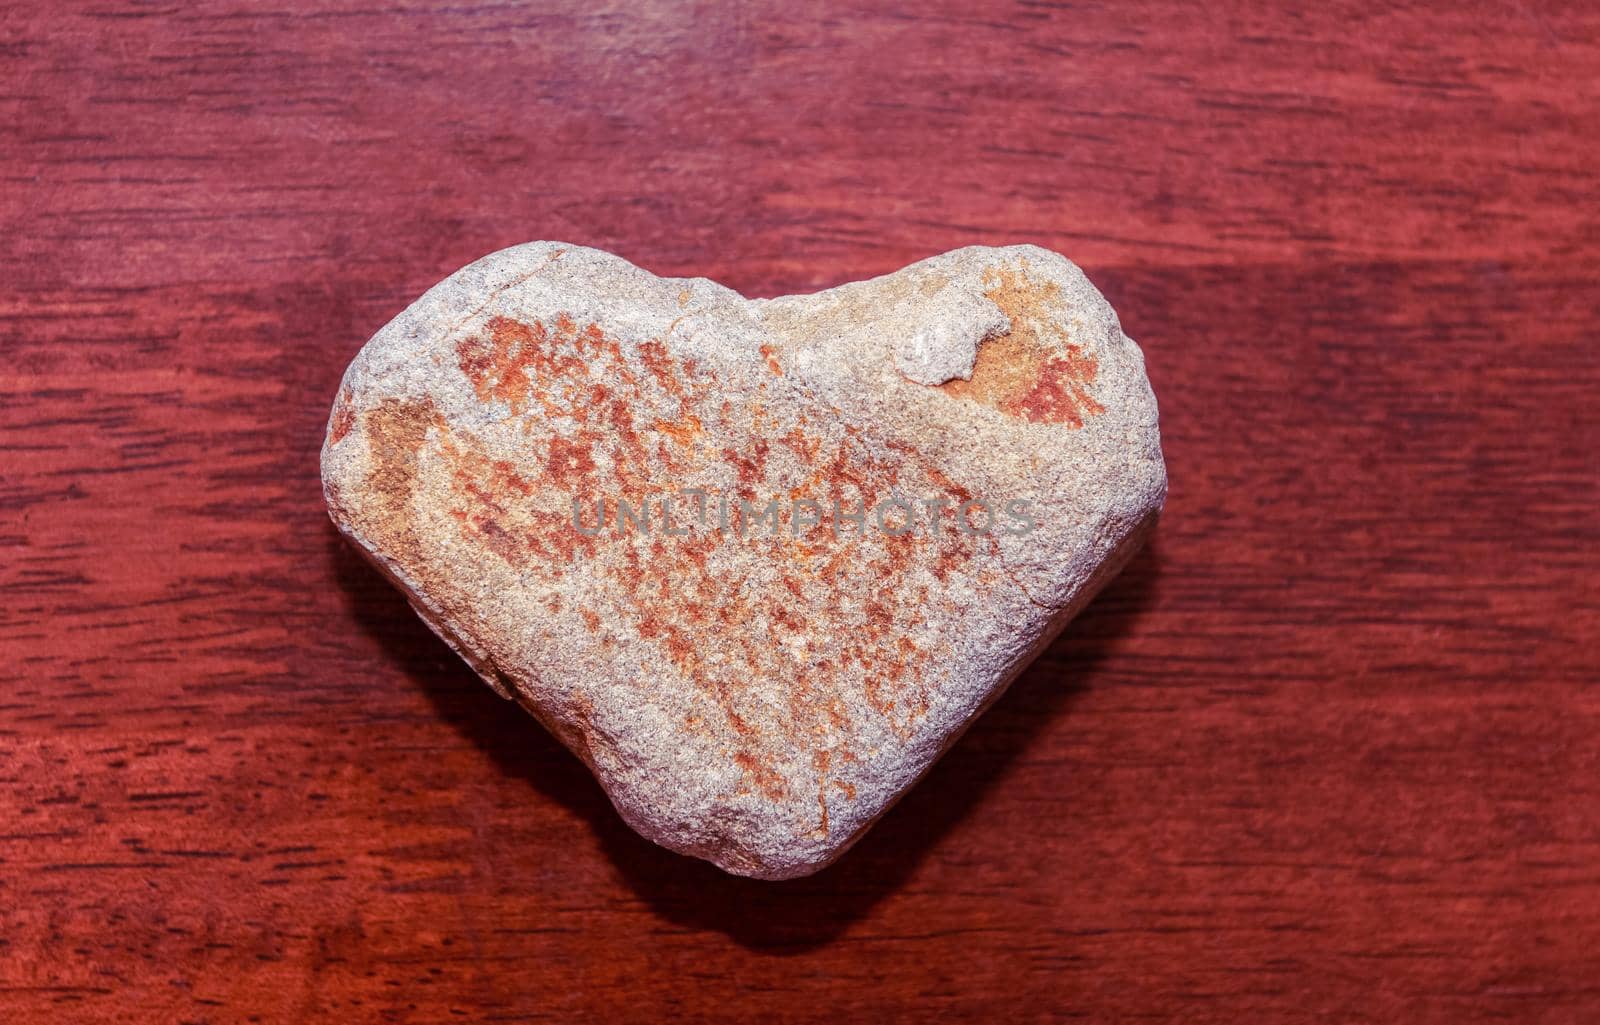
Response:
[4,3,1597,1021]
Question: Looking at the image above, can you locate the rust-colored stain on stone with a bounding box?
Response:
[456,314,618,417]
[341,313,1009,803]
[328,387,356,445]
[358,396,444,547]
[759,342,784,377]
[545,435,597,491]
[939,264,1106,428]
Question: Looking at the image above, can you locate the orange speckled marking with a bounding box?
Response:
[938,264,1106,428]
[329,388,356,444]
[358,313,1004,807]
[636,338,685,399]
[812,749,833,837]
[545,435,597,490]
[736,750,787,801]
[650,413,703,450]
[759,342,784,377]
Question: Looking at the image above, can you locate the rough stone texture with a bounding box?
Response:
[321,242,1166,879]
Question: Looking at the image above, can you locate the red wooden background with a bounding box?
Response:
[3,3,1597,1022]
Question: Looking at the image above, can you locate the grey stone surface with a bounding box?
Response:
[321,242,1166,879]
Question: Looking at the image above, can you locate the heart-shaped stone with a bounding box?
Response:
[322,242,1165,878]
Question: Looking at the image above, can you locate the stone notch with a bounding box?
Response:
[322,241,1166,879]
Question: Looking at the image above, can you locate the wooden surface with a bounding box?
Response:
[3,3,1597,1021]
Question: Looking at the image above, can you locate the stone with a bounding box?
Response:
[321,241,1166,879]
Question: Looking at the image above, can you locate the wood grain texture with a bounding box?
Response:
[2,2,1597,1021]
